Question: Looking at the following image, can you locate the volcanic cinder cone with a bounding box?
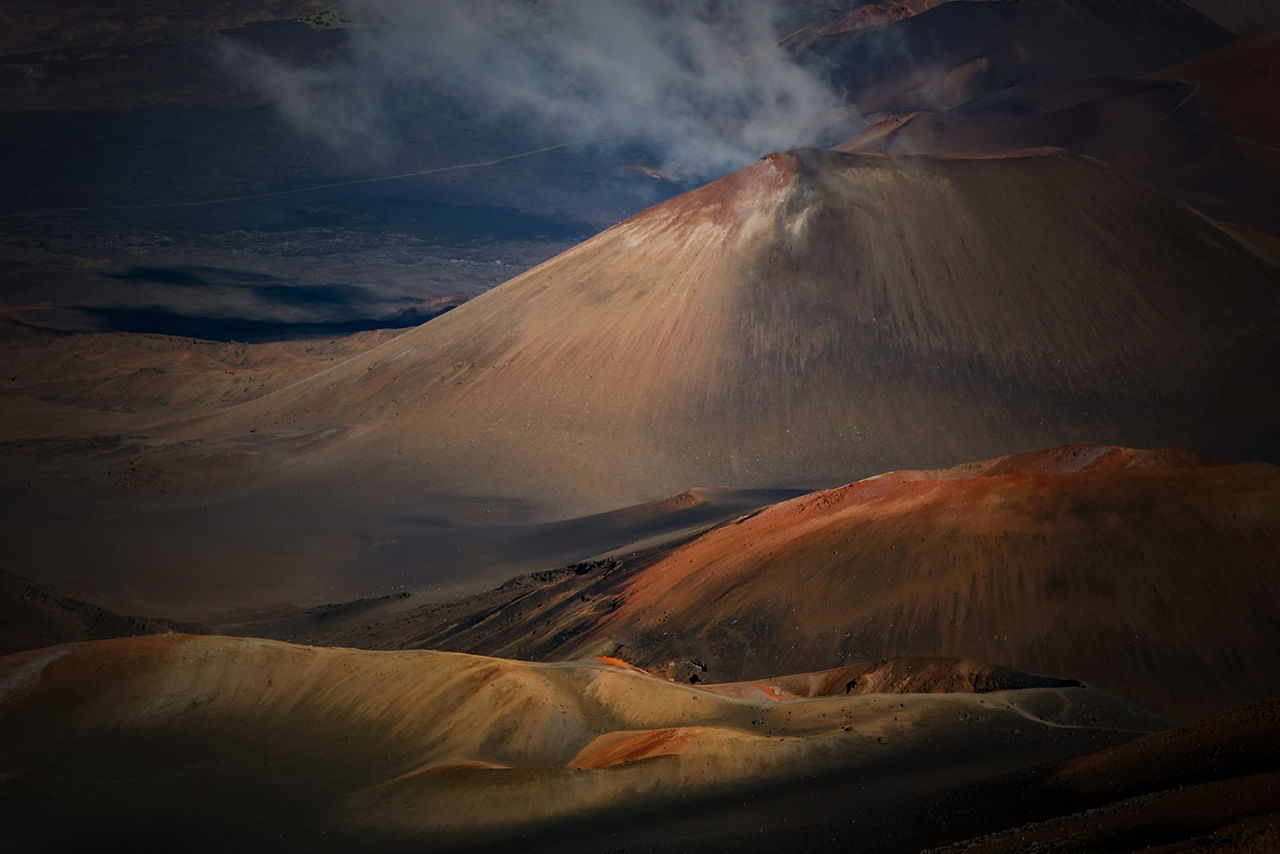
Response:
[3,149,1278,611]
[201,148,1280,504]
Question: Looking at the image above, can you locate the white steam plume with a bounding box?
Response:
[216,0,857,178]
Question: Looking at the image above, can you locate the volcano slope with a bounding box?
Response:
[3,148,1279,615]
[319,446,1280,725]
[0,634,1165,853]
[104,149,1280,489]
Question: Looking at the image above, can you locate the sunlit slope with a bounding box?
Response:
[0,634,1160,852]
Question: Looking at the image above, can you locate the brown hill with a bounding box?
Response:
[320,447,1280,724]
[572,447,1280,722]
[586,447,1280,722]
[0,634,1162,853]
[3,148,1278,616]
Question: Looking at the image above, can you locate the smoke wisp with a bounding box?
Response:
[217,0,857,178]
